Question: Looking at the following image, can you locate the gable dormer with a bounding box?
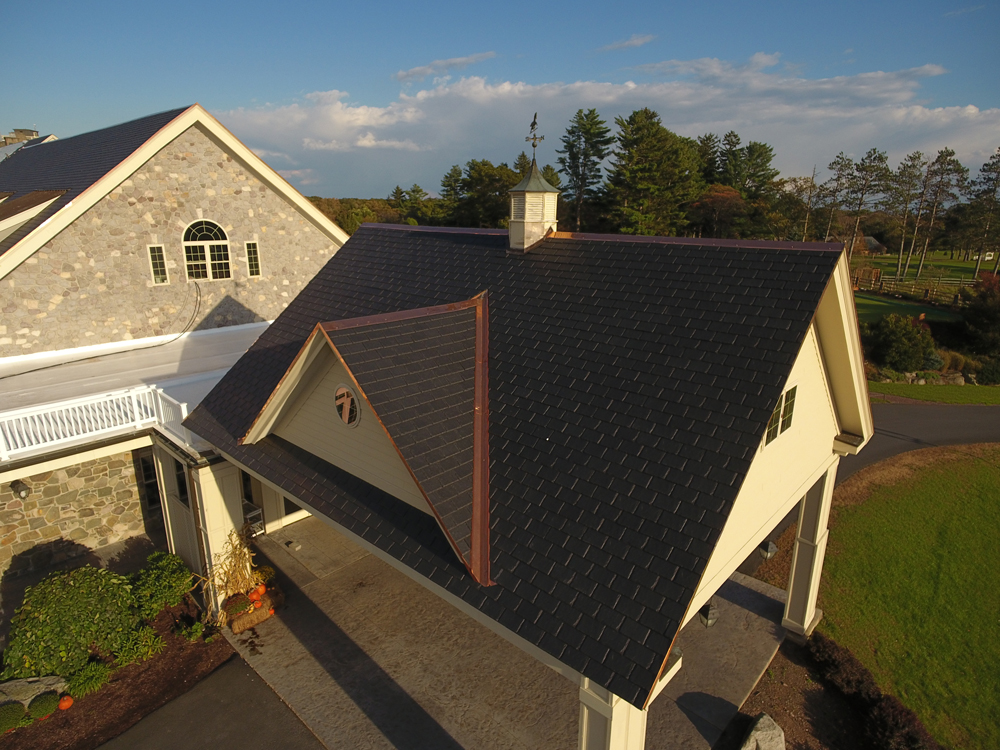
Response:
[242,293,492,585]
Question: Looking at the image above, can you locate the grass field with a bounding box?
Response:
[867,381,1000,404]
[819,446,1000,749]
[858,252,997,282]
[853,292,961,324]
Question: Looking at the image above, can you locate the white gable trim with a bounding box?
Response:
[0,195,63,245]
[0,104,349,281]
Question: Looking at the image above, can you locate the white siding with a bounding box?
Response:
[275,353,431,515]
[687,324,840,621]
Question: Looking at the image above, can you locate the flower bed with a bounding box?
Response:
[0,596,233,750]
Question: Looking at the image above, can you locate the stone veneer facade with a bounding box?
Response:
[0,124,340,356]
[0,451,151,577]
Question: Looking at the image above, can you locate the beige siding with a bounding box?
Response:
[687,325,839,621]
[276,353,430,514]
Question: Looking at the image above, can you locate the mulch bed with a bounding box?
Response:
[713,640,866,750]
[1,596,234,750]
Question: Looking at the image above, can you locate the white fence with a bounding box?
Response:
[0,385,198,462]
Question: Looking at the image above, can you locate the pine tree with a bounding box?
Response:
[604,108,703,236]
[697,133,721,185]
[514,152,532,177]
[844,148,891,259]
[556,109,614,231]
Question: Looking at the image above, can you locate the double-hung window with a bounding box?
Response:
[183,220,230,280]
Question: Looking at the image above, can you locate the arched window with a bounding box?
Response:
[183,220,230,280]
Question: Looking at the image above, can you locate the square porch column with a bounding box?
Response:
[579,678,648,750]
[782,460,838,640]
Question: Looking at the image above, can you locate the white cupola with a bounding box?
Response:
[508,158,560,251]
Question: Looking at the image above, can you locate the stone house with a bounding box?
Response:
[185,162,873,749]
[0,105,348,582]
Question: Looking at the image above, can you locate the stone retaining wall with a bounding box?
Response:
[0,451,153,578]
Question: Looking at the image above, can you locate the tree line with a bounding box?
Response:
[308,108,1000,275]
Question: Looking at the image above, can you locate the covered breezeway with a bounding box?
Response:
[227,515,790,749]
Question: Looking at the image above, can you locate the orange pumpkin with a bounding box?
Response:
[268,608,275,615]
[248,590,261,602]
[59,695,73,710]
[256,583,267,595]
[254,600,262,609]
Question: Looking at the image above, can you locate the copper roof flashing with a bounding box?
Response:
[245,294,494,586]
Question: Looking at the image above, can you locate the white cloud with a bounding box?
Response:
[217,53,1000,197]
[599,34,655,52]
[395,52,496,82]
[943,4,986,16]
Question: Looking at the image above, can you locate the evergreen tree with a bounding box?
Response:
[844,148,891,259]
[514,151,532,177]
[439,165,464,225]
[970,147,1000,275]
[556,109,614,231]
[696,133,721,185]
[454,159,520,228]
[720,131,743,189]
[388,185,406,208]
[913,148,966,277]
[821,152,853,241]
[541,164,562,189]
[604,108,703,236]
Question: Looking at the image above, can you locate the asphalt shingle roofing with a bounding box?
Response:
[0,107,189,257]
[186,225,842,707]
[326,306,480,560]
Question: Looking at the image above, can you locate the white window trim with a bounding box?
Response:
[182,220,231,282]
[763,381,799,449]
[334,383,362,429]
[146,244,170,285]
[245,240,262,278]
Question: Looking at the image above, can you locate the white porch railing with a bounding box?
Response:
[0,385,200,462]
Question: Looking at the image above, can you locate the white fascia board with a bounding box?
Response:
[0,104,348,282]
[814,252,874,444]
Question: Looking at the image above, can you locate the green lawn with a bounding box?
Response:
[859,252,996,282]
[868,381,1000,404]
[819,447,1000,749]
[853,292,961,324]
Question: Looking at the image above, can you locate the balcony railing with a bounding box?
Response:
[0,385,201,462]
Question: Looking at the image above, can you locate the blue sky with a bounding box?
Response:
[3,0,998,197]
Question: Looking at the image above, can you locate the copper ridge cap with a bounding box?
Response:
[359,223,508,236]
[548,231,843,251]
[319,296,483,333]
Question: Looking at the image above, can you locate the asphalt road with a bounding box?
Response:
[838,402,1000,483]
[100,402,999,750]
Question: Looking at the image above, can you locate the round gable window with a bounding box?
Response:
[335,385,360,427]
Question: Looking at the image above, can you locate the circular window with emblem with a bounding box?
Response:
[335,385,360,428]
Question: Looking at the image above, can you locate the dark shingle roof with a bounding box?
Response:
[186,225,842,706]
[0,107,189,258]
[327,307,479,558]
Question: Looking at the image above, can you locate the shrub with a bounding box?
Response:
[868,314,937,372]
[807,631,880,708]
[67,662,113,698]
[132,552,192,621]
[27,691,60,719]
[961,271,1000,355]
[866,694,942,750]
[0,701,30,733]
[922,349,943,371]
[114,626,164,666]
[977,358,1000,385]
[176,620,205,642]
[807,633,942,750]
[2,566,139,680]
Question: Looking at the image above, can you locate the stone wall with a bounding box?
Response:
[0,451,152,578]
[0,124,340,356]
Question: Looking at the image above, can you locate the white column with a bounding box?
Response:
[782,460,838,639]
[578,679,648,750]
[188,460,244,611]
